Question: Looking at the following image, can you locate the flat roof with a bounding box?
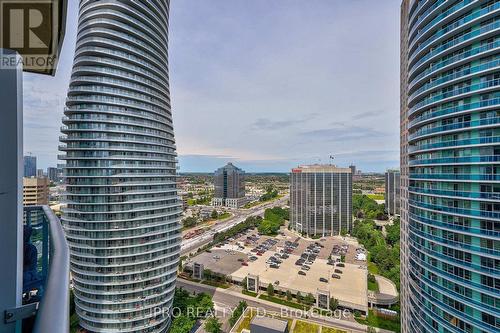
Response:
[292,164,352,173]
[232,252,368,311]
[251,316,288,331]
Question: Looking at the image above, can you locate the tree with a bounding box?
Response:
[304,293,315,305]
[229,301,247,327]
[286,290,292,301]
[329,297,339,311]
[170,316,196,333]
[182,216,198,228]
[241,277,248,290]
[203,269,213,281]
[296,291,302,303]
[267,283,274,296]
[211,209,218,219]
[204,316,222,333]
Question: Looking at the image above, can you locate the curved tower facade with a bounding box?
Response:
[401,0,500,332]
[59,1,181,332]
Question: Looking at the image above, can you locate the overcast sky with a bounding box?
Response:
[23,0,401,173]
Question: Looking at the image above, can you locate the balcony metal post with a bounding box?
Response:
[41,217,49,285]
[0,49,23,333]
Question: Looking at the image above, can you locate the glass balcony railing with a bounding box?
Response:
[409,173,500,181]
[409,59,500,102]
[409,117,500,140]
[410,19,500,71]
[409,154,500,166]
[409,186,500,200]
[409,199,500,220]
[22,205,70,333]
[409,97,500,126]
[409,78,500,114]
[409,136,500,152]
[409,39,500,86]
[409,212,500,238]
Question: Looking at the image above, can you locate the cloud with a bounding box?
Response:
[22,0,401,172]
[251,113,318,131]
[300,124,388,141]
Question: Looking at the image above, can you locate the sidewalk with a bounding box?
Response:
[178,278,387,333]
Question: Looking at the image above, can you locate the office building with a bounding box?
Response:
[349,164,358,181]
[385,170,400,216]
[290,165,352,237]
[212,162,246,208]
[47,167,59,182]
[59,1,181,332]
[36,169,45,178]
[23,177,49,206]
[23,155,37,177]
[400,1,500,332]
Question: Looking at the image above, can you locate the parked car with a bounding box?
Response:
[332,274,341,279]
[334,269,343,274]
[241,262,248,266]
[319,277,328,283]
[298,271,306,276]
[270,263,279,269]
[336,263,345,267]
[238,258,244,262]
[301,265,310,271]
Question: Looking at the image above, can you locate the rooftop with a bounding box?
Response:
[292,164,352,174]
[251,316,288,332]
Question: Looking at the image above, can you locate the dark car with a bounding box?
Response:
[319,277,328,283]
[332,274,341,279]
[270,263,279,269]
[334,269,343,274]
[298,271,306,276]
[336,263,345,267]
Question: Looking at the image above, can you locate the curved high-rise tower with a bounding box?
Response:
[59,1,181,332]
[401,0,500,332]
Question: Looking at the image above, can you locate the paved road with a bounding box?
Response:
[181,196,289,255]
[176,279,371,333]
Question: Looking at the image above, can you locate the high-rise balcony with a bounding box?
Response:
[16,205,70,333]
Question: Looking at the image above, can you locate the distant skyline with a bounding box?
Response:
[23,0,401,172]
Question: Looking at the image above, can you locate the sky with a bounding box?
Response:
[23,0,401,173]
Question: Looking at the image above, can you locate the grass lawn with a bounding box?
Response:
[258,295,310,310]
[201,280,230,289]
[293,320,319,333]
[367,261,379,275]
[368,279,379,292]
[355,310,401,333]
[321,326,347,333]
[236,309,256,332]
[367,194,384,200]
[242,290,258,297]
[217,212,231,220]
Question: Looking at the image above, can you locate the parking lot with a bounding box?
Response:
[189,228,368,313]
